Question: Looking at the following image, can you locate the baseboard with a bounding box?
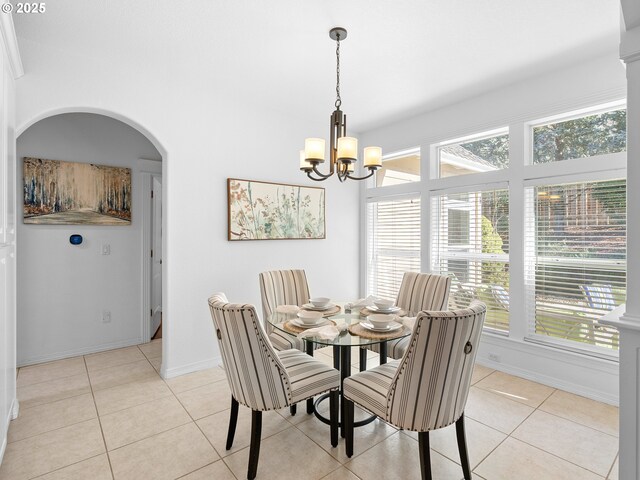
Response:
[476,333,619,406]
[17,337,144,367]
[11,399,19,420]
[0,399,14,465]
[162,355,222,379]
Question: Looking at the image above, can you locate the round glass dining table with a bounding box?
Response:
[267,307,412,435]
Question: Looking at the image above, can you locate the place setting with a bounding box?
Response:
[358,297,408,317]
[346,298,411,340]
[301,296,342,317]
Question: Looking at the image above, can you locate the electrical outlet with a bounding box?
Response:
[488,353,501,363]
[102,310,111,323]
[101,243,111,255]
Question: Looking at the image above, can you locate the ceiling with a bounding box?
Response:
[13,0,621,132]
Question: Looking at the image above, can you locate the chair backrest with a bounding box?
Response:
[208,293,291,411]
[387,301,486,432]
[259,269,311,321]
[395,272,451,316]
[580,284,615,310]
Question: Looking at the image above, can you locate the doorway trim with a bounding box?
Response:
[139,158,162,342]
[18,106,170,377]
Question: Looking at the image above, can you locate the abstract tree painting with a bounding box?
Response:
[23,157,132,225]
[228,178,325,240]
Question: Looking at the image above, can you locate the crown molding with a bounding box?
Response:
[0,13,23,78]
[621,24,640,64]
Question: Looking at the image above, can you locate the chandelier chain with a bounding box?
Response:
[335,34,341,109]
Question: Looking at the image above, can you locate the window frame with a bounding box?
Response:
[361,99,626,360]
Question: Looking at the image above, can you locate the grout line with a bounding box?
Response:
[82,355,116,480]
[505,436,610,478]
[29,453,108,479]
[532,409,619,439]
[536,406,619,438]
[173,459,237,479]
[18,368,92,412]
[16,369,88,390]
[6,395,97,445]
[605,452,619,479]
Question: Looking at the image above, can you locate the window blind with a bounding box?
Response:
[431,189,510,332]
[524,180,625,352]
[366,197,421,301]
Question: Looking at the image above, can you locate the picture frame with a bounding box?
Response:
[227,178,325,241]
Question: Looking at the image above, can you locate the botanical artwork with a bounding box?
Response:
[228,178,325,240]
[23,157,132,225]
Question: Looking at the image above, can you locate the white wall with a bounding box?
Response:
[0,18,20,466]
[14,37,361,378]
[16,113,162,365]
[359,53,627,404]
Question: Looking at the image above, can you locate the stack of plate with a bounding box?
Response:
[359,320,403,332]
[366,304,401,314]
[302,302,337,312]
[290,317,331,329]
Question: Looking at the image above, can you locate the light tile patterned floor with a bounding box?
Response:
[0,340,619,480]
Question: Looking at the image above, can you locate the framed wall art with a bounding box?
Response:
[23,157,132,225]
[227,178,325,240]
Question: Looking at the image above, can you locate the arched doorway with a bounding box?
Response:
[16,110,168,374]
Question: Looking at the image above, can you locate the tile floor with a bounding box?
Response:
[0,340,619,480]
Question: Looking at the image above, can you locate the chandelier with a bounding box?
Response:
[300,28,382,182]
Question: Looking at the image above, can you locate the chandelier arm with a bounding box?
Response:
[345,169,376,181]
[311,164,334,179]
[306,171,328,182]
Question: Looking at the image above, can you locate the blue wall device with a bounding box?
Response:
[69,234,83,245]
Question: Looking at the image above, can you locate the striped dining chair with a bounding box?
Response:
[208,293,340,480]
[343,301,486,480]
[368,272,452,361]
[259,269,313,352]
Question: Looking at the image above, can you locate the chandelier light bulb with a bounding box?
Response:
[305,138,326,163]
[363,146,383,168]
[299,150,312,170]
[337,137,358,162]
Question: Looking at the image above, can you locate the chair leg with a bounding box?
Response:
[418,431,432,480]
[359,347,367,372]
[306,341,314,414]
[226,397,239,450]
[330,389,339,447]
[247,410,262,480]
[456,414,472,480]
[290,404,297,416]
[344,398,354,457]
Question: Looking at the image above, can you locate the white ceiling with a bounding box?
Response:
[13,0,620,132]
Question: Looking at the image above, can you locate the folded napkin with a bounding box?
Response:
[297,323,348,341]
[402,316,417,330]
[276,305,300,314]
[344,295,378,311]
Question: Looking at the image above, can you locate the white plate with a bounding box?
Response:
[291,318,331,329]
[360,321,403,332]
[367,305,401,314]
[302,303,336,311]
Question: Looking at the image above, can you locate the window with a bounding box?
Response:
[525,180,625,352]
[436,131,509,178]
[375,149,420,187]
[367,197,421,300]
[533,107,626,164]
[431,189,510,332]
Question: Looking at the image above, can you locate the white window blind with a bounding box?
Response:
[431,189,510,332]
[524,180,625,352]
[366,196,421,301]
